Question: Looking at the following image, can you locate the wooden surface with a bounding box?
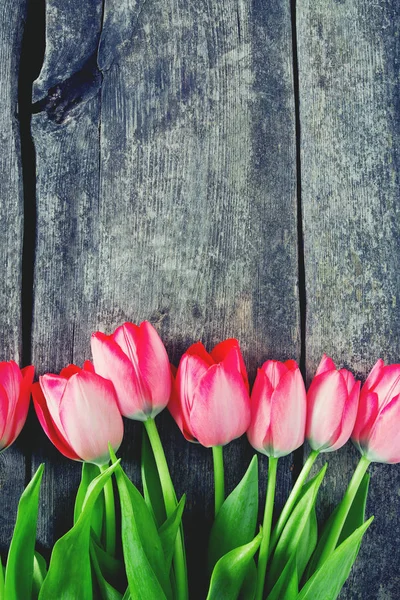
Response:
[0,0,398,598]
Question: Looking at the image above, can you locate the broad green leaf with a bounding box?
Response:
[238,560,257,600]
[267,464,327,592]
[74,462,104,539]
[158,495,186,571]
[32,552,47,599]
[208,455,258,573]
[122,589,131,600]
[297,517,373,600]
[91,533,123,582]
[109,448,170,600]
[39,461,120,600]
[206,531,262,600]
[266,554,298,600]
[306,472,370,579]
[296,504,318,580]
[141,430,166,527]
[4,463,44,600]
[90,540,123,600]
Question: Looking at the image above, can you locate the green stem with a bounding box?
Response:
[315,455,371,569]
[144,418,188,600]
[100,464,116,557]
[255,456,278,600]
[212,446,225,516]
[269,449,319,555]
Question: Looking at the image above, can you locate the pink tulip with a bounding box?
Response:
[91,321,171,421]
[247,360,306,458]
[352,359,400,463]
[306,355,360,452]
[32,363,123,466]
[0,361,34,451]
[169,339,250,447]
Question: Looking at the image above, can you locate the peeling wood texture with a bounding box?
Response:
[0,0,28,549]
[30,0,298,596]
[299,1,400,598]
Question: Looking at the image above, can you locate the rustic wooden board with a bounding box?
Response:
[298,1,400,598]
[0,0,29,552]
[31,0,299,594]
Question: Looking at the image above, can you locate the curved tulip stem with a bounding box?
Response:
[144,418,188,600]
[269,449,320,555]
[255,456,278,600]
[212,445,225,516]
[99,464,116,557]
[315,455,371,570]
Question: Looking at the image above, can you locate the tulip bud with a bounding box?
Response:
[247,360,306,458]
[91,321,171,421]
[352,359,400,463]
[169,339,250,447]
[306,355,360,452]
[32,363,123,466]
[0,361,34,451]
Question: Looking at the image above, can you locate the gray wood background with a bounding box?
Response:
[0,0,399,598]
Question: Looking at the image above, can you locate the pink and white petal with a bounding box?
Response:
[262,361,289,390]
[168,379,196,442]
[352,391,380,445]
[371,364,400,409]
[113,322,140,353]
[60,372,123,465]
[185,342,215,366]
[362,359,384,393]
[40,374,69,436]
[136,321,171,411]
[339,369,356,394]
[4,365,35,447]
[327,381,360,452]
[270,369,306,456]
[0,361,22,416]
[31,383,80,460]
[315,354,337,376]
[83,360,95,373]
[92,332,150,419]
[364,394,400,463]
[0,384,9,443]
[247,369,273,453]
[59,364,82,379]
[211,339,248,390]
[178,353,210,415]
[306,370,347,450]
[284,359,299,371]
[190,364,250,447]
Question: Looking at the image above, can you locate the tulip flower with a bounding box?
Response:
[169,339,250,448]
[247,359,306,458]
[306,354,360,452]
[246,360,306,600]
[91,321,171,421]
[352,359,400,463]
[32,363,123,466]
[0,361,34,451]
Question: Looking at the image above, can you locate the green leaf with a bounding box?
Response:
[296,503,318,580]
[267,464,327,592]
[109,448,170,600]
[90,540,123,600]
[32,552,47,599]
[297,517,373,600]
[141,430,167,528]
[39,461,120,600]
[305,472,370,579]
[4,463,44,600]
[158,495,186,571]
[238,561,257,600]
[74,462,104,539]
[91,533,123,582]
[266,554,298,600]
[208,455,258,573]
[122,589,131,600]
[206,531,262,600]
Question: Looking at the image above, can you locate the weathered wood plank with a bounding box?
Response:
[298,1,400,597]
[0,0,29,552]
[31,0,299,595]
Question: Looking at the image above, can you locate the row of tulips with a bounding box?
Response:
[0,321,399,599]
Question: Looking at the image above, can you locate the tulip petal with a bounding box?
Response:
[190,363,250,447]
[0,384,9,444]
[369,363,400,410]
[185,341,215,366]
[269,368,306,457]
[352,391,380,449]
[31,382,81,461]
[362,359,384,392]
[262,360,289,389]
[0,361,22,418]
[315,354,337,376]
[59,364,82,378]
[168,379,196,443]
[284,359,299,371]
[247,369,274,454]
[92,332,150,420]
[326,380,360,452]
[39,374,69,439]
[5,365,34,448]
[306,370,348,451]
[60,372,123,465]
[365,394,400,463]
[212,339,249,392]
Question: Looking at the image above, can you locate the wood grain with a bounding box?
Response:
[31,0,299,594]
[0,0,29,552]
[298,1,400,598]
